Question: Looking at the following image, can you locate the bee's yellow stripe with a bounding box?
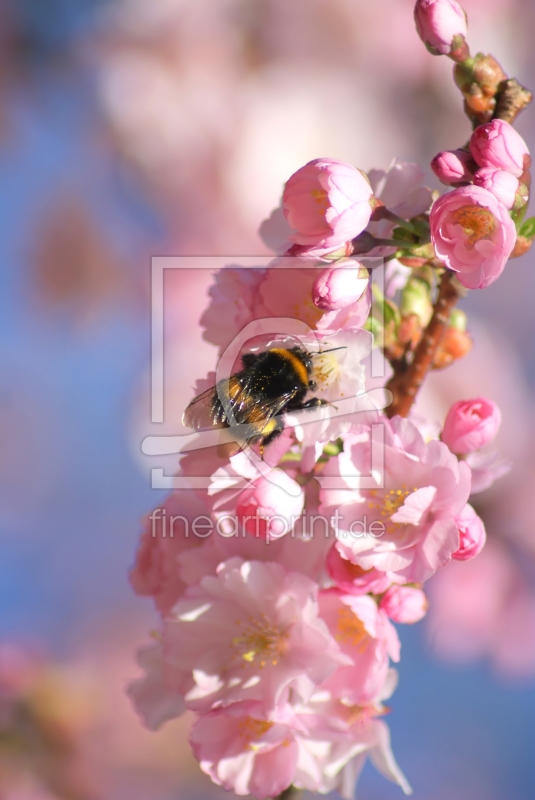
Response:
[260,418,278,436]
[270,348,308,386]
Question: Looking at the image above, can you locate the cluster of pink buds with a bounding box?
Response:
[128,1,531,798]
[431,119,531,287]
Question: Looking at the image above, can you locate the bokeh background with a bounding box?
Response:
[1,0,535,798]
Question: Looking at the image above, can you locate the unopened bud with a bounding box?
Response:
[398,314,423,347]
[380,585,428,623]
[449,309,467,332]
[433,326,472,369]
[431,149,476,186]
[312,261,369,311]
[472,54,507,98]
[400,278,433,326]
[510,235,533,259]
[414,0,468,58]
[454,54,507,125]
[453,503,486,560]
[398,256,430,268]
[470,119,530,179]
[463,88,495,124]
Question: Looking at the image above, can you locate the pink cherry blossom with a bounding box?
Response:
[466,448,511,494]
[366,160,433,260]
[318,591,400,704]
[470,119,530,178]
[473,167,521,210]
[441,397,501,454]
[312,260,369,311]
[429,185,517,289]
[162,559,348,713]
[452,503,486,560]
[200,266,266,350]
[379,585,428,623]
[282,158,374,251]
[180,444,310,545]
[293,683,412,798]
[190,683,412,800]
[431,149,475,186]
[129,490,208,615]
[190,702,300,799]
[128,642,185,730]
[236,469,305,540]
[320,416,471,583]
[176,493,335,588]
[414,0,468,56]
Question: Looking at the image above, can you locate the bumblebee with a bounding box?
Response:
[182,346,328,455]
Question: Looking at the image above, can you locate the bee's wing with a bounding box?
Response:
[182,371,299,433]
[182,384,227,430]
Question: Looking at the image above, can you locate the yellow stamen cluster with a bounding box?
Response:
[232,615,288,668]
[311,188,330,212]
[368,487,415,518]
[312,353,341,391]
[336,606,369,650]
[238,716,274,741]
[453,204,496,245]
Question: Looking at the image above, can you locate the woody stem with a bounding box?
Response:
[385,270,461,418]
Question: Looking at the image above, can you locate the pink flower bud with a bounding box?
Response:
[379,585,428,624]
[473,168,524,211]
[282,158,374,252]
[452,503,486,560]
[414,0,468,56]
[236,469,304,540]
[431,149,475,186]
[470,119,530,179]
[312,260,369,311]
[441,397,501,454]
[429,185,517,289]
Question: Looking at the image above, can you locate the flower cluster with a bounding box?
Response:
[430,119,530,288]
[128,1,530,798]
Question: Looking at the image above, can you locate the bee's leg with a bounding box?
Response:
[299,397,329,410]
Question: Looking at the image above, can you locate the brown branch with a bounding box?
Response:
[385,271,462,419]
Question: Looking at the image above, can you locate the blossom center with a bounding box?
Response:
[336,607,368,650]
[452,204,496,245]
[232,615,288,667]
[311,188,330,212]
[368,487,415,518]
[312,353,341,390]
[238,716,274,743]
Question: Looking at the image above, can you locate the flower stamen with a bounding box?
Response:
[336,607,369,650]
[232,615,288,668]
[312,352,341,391]
[453,204,496,245]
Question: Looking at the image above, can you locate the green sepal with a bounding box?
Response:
[519,216,535,239]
